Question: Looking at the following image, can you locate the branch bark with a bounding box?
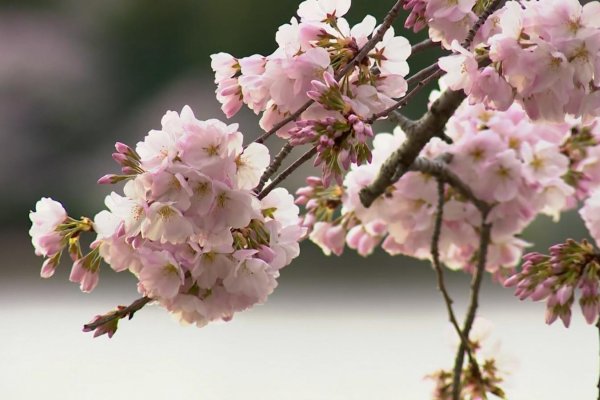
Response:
[452,220,492,400]
[359,89,466,208]
[257,146,318,200]
[83,296,152,333]
[431,179,483,385]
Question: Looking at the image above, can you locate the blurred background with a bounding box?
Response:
[1,0,596,398]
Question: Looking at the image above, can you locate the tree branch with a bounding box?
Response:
[257,146,318,200]
[256,143,294,193]
[410,38,438,54]
[431,179,483,385]
[83,296,152,333]
[254,0,405,144]
[359,88,466,208]
[452,219,492,400]
[409,156,490,215]
[597,318,600,400]
[463,0,505,49]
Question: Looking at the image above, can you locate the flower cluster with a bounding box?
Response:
[211,0,411,183]
[29,106,305,333]
[299,96,600,278]
[504,239,600,327]
[439,0,600,122]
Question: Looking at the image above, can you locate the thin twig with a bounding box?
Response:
[410,38,438,54]
[431,179,483,383]
[597,318,600,400]
[83,296,152,332]
[367,67,445,124]
[254,0,405,144]
[257,146,318,199]
[256,143,294,192]
[463,0,505,48]
[452,219,492,400]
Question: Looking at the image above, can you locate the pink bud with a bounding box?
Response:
[581,300,599,324]
[503,274,520,288]
[115,142,131,154]
[559,309,572,328]
[112,152,128,165]
[530,284,551,301]
[323,71,337,88]
[40,256,59,278]
[98,174,116,185]
[545,306,559,325]
[557,285,573,305]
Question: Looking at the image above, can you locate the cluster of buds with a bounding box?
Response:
[98,142,143,184]
[289,72,374,185]
[29,198,99,291]
[504,239,600,327]
[295,176,343,230]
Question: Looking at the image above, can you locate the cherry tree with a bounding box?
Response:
[28,0,600,398]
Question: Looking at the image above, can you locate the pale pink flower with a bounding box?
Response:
[141,203,194,244]
[438,41,479,93]
[29,197,67,257]
[138,250,184,300]
[297,0,351,22]
[235,142,270,190]
[223,258,277,302]
[210,52,238,82]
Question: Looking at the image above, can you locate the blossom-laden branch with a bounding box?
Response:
[83,296,152,338]
[359,88,466,208]
[253,0,405,145]
[415,155,494,398]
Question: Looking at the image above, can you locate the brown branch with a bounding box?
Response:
[256,143,294,193]
[409,156,490,215]
[463,0,505,49]
[410,38,438,54]
[597,318,600,400]
[257,146,318,200]
[430,179,483,385]
[83,296,152,332]
[452,219,492,400]
[359,88,466,208]
[367,67,445,124]
[254,0,405,144]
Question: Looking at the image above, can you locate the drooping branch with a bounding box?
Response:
[452,219,492,400]
[359,88,466,208]
[254,0,405,144]
[83,296,152,334]
[430,179,483,384]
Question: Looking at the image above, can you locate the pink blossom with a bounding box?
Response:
[29,197,67,257]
